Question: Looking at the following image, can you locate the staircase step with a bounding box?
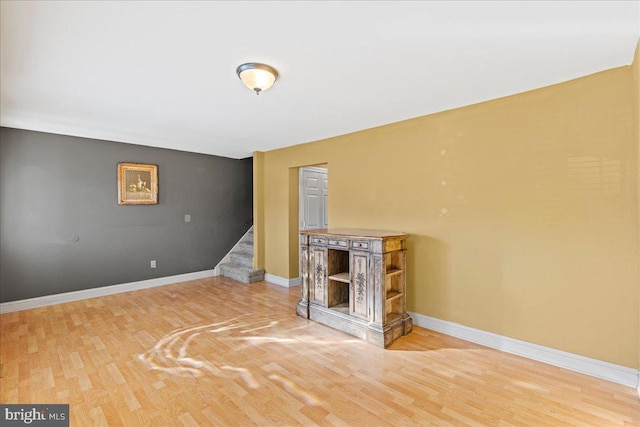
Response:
[238,241,254,252]
[230,251,253,268]
[219,263,265,284]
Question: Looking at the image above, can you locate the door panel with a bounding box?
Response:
[310,247,327,306]
[300,167,328,230]
[350,252,369,319]
[322,175,328,228]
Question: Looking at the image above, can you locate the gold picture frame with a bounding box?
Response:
[117,163,158,205]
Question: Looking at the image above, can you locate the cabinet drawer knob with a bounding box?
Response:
[351,241,369,250]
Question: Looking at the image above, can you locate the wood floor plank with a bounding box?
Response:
[1,276,638,426]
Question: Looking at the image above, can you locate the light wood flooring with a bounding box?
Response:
[1,277,638,426]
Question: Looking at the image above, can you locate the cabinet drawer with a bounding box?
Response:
[351,240,369,250]
[328,238,348,248]
[311,236,327,245]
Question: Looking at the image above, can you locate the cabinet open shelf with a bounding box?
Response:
[329,272,350,283]
[386,290,402,301]
[385,295,404,320]
[329,302,349,315]
[386,268,403,277]
[386,312,402,324]
[327,249,350,309]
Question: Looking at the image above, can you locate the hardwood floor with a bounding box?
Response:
[1,277,638,426]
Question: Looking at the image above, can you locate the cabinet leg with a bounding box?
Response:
[296,301,310,319]
[403,315,413,335]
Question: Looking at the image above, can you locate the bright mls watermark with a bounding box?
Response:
[1,405,69,426]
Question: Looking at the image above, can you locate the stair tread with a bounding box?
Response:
[220,263,264,273]
[220,261,246,268]
[230,251,252,258]
[219,262,265,284]
[229,253,253,267]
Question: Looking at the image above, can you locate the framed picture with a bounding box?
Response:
[117,163,158,205]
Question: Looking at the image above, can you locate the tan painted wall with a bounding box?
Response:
[252,151,265,270]
[632,42,640,373]
[254,56,639,368]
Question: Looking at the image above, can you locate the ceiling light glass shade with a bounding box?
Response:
[236,63,278,95]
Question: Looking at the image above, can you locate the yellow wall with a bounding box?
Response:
[633,42,640,372]
[254,53,640,368]
[252,151,265,270]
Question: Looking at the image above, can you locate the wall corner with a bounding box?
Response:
[632,39,640,379]
[253,151,265,270]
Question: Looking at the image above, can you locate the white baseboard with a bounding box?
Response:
[264,274,301,288]
[0,269,216,314]
[409,312,640,391]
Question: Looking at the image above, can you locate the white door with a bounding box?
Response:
[300,167,328,230]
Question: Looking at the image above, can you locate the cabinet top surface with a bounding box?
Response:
[300,228,408,239]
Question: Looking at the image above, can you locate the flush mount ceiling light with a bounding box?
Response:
[236,62,278,95]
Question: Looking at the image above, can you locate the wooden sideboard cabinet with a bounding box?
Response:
[297,228,412,348]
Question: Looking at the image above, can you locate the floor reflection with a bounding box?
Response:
[137,315,329,406]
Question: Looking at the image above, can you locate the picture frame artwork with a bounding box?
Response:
[118,163,158,205]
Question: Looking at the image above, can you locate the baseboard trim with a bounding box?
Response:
[409,312,640,390]
[264,274,301,288]
[0,270,216,314]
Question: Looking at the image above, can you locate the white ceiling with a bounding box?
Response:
[1,1,639,159]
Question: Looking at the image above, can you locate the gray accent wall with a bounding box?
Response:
[0,127,253,303]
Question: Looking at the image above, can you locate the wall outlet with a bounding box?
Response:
[184,214,191,223]
[150,260,156,268]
